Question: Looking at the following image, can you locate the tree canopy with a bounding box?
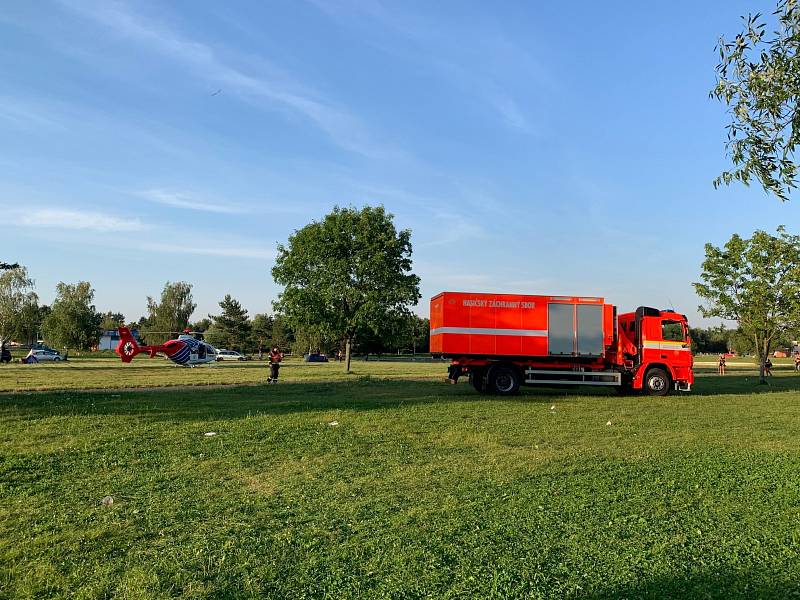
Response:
[694,226,800,381]
[14,303,48,346]
[712,1,800,200]
[689,324,732,354]
[99,312,126,331]
[0,266,38,347]
[206,295,251,352]
[272,205,421,371]
[269,316,293,351]
[250,313,274,354]
[42,281,102,350]
[145,281,196,344]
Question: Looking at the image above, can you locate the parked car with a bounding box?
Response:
[28,349,66,362]
[304,353,329,363]
[215,349,247,361]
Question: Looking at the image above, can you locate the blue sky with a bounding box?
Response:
[2,0,797,325]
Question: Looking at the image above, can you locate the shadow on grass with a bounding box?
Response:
[692,372,800,396]
[0,379,539,420]
[579,568,800,599]
[4,371,800,422]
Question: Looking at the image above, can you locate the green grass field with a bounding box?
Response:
[2,360,800,598]
[0,356,447,393]
[0,353,796,394]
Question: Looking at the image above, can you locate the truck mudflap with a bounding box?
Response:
[447,364,463,384]
[675,381,691,392]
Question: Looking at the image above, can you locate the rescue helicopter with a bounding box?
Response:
[115,327,218,367]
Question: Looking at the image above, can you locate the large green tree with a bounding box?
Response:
[272,205,421,371]
[712,1,800,200]
[41,281,102,350]
[206,295,251,352]
[99,311,126,331]
[250,313,274,355]
[689,324,732,354]
[0,266,38,347]
[190,317,212,335]
[145,281,196,344]
[269,316,293,352]
[13,303,48,346]
[694,227,800,381]
[353,314,428,355]
[408,315,430,354]
[292,324,335,356]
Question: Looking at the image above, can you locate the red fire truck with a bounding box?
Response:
[430,292,693,396]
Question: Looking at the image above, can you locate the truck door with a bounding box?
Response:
[656,319,692,368]
[639,316,691,366]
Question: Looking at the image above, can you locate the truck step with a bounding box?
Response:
[523,368,621,386]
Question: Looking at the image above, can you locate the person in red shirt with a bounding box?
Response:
[267,346,283,384]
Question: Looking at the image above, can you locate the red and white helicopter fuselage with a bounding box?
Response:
[116,327,217,367]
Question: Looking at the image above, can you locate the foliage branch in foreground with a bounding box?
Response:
[712,1,800,200]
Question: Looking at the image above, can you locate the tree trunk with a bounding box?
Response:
[757,336,768,384]
[345,337,352,373]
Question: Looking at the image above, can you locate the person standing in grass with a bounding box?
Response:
[718,353,726,375]
[765,357,773,377]
[267,346,283,384]
[794,352,800,372]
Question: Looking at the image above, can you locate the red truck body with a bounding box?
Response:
[430,291,693,396]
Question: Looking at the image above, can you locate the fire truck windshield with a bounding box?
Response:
[661,320,685,341]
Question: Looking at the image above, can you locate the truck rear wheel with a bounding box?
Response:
[487,365,521,396]
[470,369,486,393]
[644,368,670,396]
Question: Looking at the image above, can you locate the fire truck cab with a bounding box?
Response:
[616,307,693,395]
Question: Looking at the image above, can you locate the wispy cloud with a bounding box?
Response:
[417,211,488,248]
[0,208,145,231]
[0,96,64,131]
[486,94,532,133]
[58,0,401,159]
[139,242,273,260]
[139,189,246,214]
[346,181,491,247]
[415,269,493,290]
[309,0,546,134]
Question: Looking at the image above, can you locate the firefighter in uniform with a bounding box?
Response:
[267,346,283,384]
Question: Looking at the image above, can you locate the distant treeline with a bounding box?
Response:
[0,271,429,356]
[690,325,795,355]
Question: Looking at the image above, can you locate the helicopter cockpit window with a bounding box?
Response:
[197,344,206,359]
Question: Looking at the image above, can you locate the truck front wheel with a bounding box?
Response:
[644,368,670,396]
[487,365,521,396]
